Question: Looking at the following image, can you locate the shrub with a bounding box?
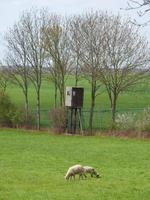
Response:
[49,107,66,134]
[115,112,136,131]
[10,109,35,129]
[136,107,150,132]
[0,92,36,128]
[0,92,16,127]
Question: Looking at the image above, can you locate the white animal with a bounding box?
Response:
[65,164,86,180]
[83,166,100,178]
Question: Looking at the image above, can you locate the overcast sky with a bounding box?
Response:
[0,0,149,60]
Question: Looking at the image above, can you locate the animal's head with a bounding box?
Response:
[96,173,101,178]
[65,174,69,180]
[93,170,98,176]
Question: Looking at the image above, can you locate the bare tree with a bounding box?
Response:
[100,15,150,122]
[4,21,30,120]
[42,15,60,108]
[21,9,48,130]
[125,0,150,25]
[69,17,82,87]
[43,15,72,107]
[71,12,105,134]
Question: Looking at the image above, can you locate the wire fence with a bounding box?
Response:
[39,107,146,130]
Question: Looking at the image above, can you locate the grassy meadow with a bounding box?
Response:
[6,77,150,110]
[5,76,150,129]
[0,129,150,200]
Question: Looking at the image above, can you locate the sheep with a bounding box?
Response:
[65,164,86,180]
[83,166,100,178]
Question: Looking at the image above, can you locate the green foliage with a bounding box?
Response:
[10,109,23,127]
[0,92,16,127]
[10,109,35,129]
[0,129,150,200]
[0,92,35,128]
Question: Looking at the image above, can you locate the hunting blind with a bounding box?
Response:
[65,87,84,108]
[65,87,84,134]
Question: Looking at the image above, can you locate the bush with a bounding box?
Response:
[0,92,17,127]
[115,108,150,136]
[0,92,36,128]
[115,112,136,131]
[49,107,66,134]
[136,107,150,132]
[10,109,36,129]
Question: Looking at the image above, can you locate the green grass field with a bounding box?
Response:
[6,77,150,110]
[0,129,150,200]
[5,77,150,129]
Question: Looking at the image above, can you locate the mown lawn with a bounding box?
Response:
[0,129,150,200]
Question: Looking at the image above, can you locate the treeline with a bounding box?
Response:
[0,8,150,132]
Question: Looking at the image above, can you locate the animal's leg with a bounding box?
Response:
[79,173,82,179]
[80,173,86,179]
[83,173,87,178]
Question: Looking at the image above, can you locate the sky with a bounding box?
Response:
[0,0,150,60]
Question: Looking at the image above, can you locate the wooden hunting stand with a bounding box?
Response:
[65,87,84,134]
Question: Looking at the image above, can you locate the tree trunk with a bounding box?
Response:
[89,101,95,135]
[36,88,41,130]
[75,69,78,87]
[60,80,65,107]
[54,81,58,108]
[75,56,79,87]
[60,90,63,107]
[25,92,29,122]
[111,94,117,123]
[89,82,96,135]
